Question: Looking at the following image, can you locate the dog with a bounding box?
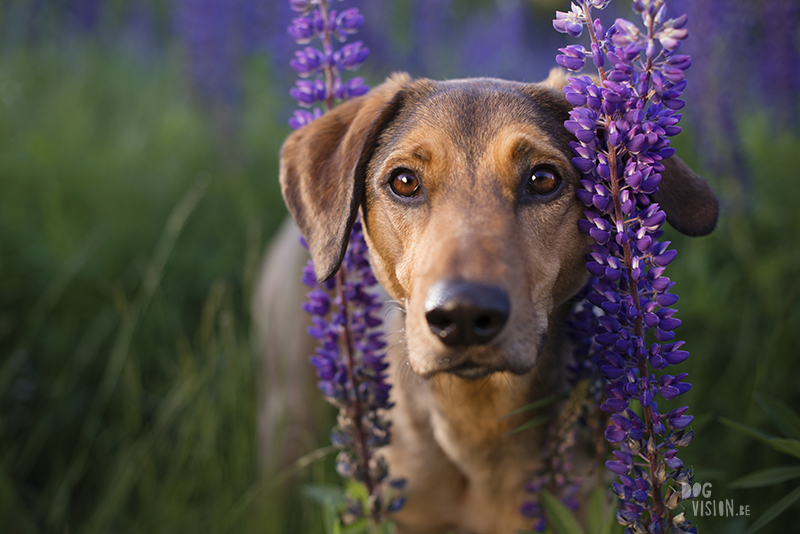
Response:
[256,70,718,534]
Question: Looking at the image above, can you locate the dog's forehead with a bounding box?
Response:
[382,78,572,155]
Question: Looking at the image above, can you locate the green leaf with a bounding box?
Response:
[340,518,369,534]
[755,392,800,441]
[345,479,369,505]
[768,438,800,460]
[742,484,800,534]
[718,416,800,459]
[540,490,586,534]
[585,487,618,534]
[303,484,346,507]
[585,487,608,534]
[729,466,800,489]
[500,392,570,420]
[504,414,555,436]
[586,487,603,534]
[323,498,342,534]
[604,503,619,534]
[718,416,775,444]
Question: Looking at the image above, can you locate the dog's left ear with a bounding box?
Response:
[280,73,411,281]
[652,156,718,236]
[541,69,719,237]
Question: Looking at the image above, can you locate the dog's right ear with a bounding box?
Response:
[280,73,410,282]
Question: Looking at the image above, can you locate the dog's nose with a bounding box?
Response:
[424,280,511,347]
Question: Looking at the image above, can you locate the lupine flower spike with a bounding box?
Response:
[287,0,369,129]
[287,0,405,525]
[553,1,697,532]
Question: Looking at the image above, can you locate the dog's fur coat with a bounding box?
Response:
[256,71,717,534]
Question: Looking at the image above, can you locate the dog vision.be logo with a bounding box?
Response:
[681,482,751,518]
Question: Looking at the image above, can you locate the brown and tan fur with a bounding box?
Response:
[259,70,717,534]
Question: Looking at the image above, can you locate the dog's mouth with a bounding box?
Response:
[412,337,544,380]
[444,360,495,380]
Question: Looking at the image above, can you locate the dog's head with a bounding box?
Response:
[280,72,718,381]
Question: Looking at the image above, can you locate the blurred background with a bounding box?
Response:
[0,0,798,532]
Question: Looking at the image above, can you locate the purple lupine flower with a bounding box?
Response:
[520,379,596,533]
[553,3,588,37]
[173,0,240,106]
[301,220,404,522]
[288,0,403,523]
[335,41,369,71]
[68,0,102,32]
[288,108,323,130]
[286,0,370,127]
[554,1,698,532]
[334,8,364,40]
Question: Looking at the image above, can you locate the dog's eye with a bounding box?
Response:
[390,170,421,198]
[526,168,560,196]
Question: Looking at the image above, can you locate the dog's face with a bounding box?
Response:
[361,78,588,379]
[280,72,717,381]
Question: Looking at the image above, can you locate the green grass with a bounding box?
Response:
[0,41,305,532]
[0,37,798,534]
[665,118,800,532]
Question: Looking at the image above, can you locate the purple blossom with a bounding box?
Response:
[334,8,364,40]
[290,46,328,77]
[335,41,370,71]
[290,0,315,13]
[459,1,528,80]
[288,0,402,523]
[557,44,588,72]
[301,220,404,521]
[287,15,316,43]
[173,0,240,106]
[288,108,323,130]
[286,0,370,127]
[69,0,101,31]
[553,3,588,37]
[520,384,592,532]
[555,1,698,533]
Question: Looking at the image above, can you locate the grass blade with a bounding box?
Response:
[541,489,586,534]
[585,487,612,534]
[729,466,800,489]
[742,484,800,534]
[504,414,554,436]
[755,392,800,441]
[718,416,800,459]
[500,392,569,420]
[718,416,774,444]
[49,178,209,524]
[768,438,800,460]
[303,484,346,507]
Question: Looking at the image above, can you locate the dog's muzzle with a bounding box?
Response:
[424,280,511,348]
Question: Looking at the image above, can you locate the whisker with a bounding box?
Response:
[380,327,406,342]
[501,371,517,397]
[459,375,493,407]
[383,306,406,318]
